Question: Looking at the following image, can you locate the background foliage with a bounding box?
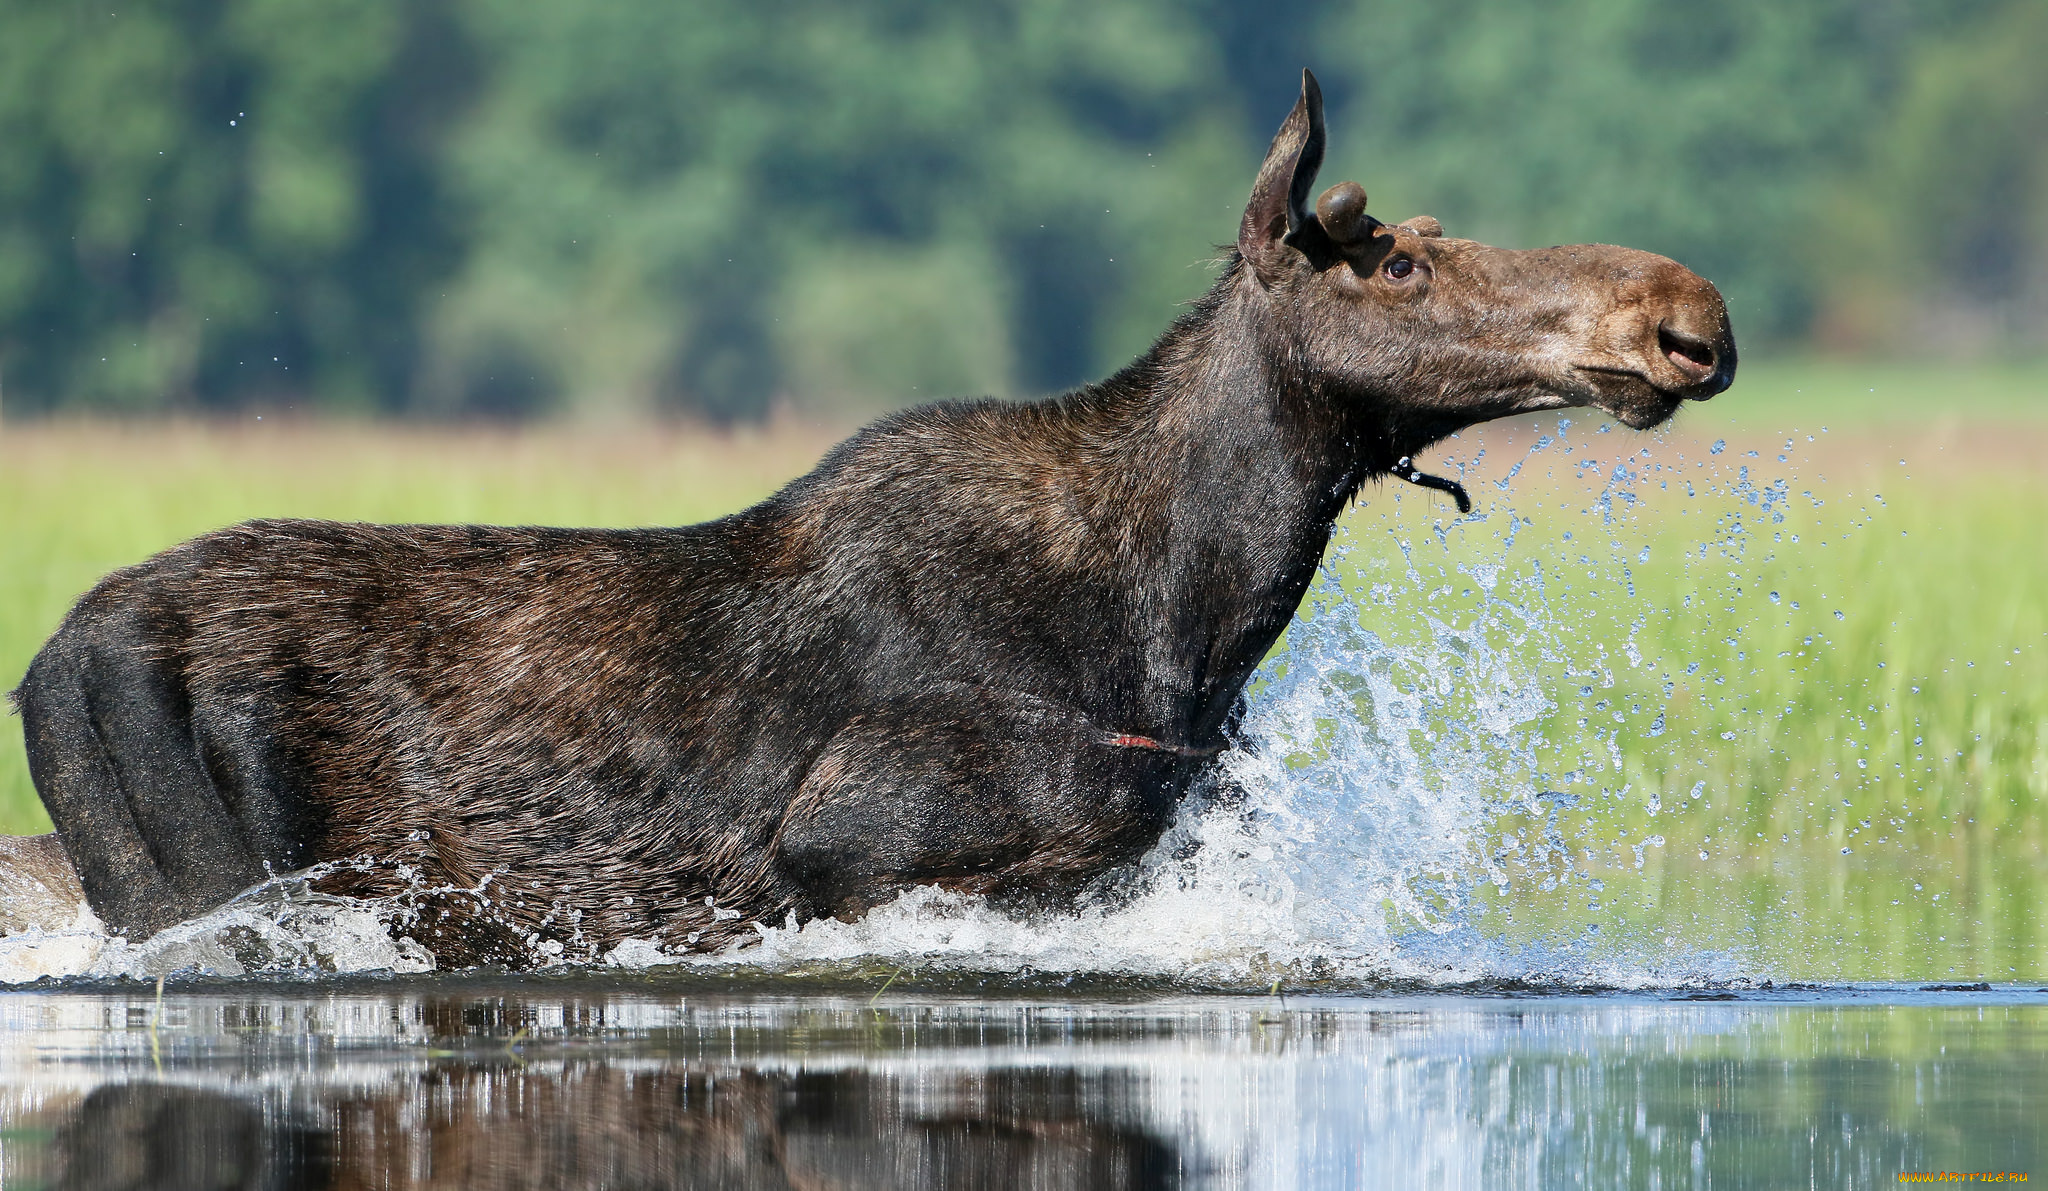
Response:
[1,0,2043,420]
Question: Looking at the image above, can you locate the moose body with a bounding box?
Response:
[10,74,1734,964]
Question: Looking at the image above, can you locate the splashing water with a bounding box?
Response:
[662,420,1769,988]
[673,503,1741,990]
[0,875,435,985]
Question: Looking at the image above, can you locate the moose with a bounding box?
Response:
[8,72,1733,965]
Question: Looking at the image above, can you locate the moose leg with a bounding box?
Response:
[773,699,1191,922]
[17,644,179,936]
[17,626,266,938]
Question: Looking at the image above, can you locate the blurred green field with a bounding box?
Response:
[1321,358,2047,979]
[2,360,2043,978]
[1689,357,2048,428]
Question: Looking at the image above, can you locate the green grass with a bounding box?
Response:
[1692,356,2048,428]
[1327,383,2048,979]
[1,361,2042,978]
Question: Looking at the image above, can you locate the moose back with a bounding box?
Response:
[10,73,1734,965]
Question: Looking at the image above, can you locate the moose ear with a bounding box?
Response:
[1238,69,1327,281]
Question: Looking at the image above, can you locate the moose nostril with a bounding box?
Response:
[1657,323,1716,374]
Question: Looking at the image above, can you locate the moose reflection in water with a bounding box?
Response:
[42,1065,1177,1191]
[5,990,2046,1190]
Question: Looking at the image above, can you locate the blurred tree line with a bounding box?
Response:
[0,0,2041,420]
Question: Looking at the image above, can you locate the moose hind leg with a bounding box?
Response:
[17,648,177,936]
[17,631,264,938]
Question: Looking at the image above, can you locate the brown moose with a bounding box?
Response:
[7,72,1733,965]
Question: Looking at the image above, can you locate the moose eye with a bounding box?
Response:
[1385,256,1415,280]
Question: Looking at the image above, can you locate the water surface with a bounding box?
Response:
[1,979,2042,1189]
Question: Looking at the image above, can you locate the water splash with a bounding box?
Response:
[659,492,1742,990]
[0,873,435,984]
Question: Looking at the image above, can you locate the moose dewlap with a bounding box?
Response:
[8,72,1733,966]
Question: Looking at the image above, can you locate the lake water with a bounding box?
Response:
[0,978,2041,1189]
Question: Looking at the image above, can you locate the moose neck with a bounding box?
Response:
[1078,272,1384,742]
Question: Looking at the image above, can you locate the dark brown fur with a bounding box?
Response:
[8,72,1734,964]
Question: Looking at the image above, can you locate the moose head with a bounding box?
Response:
[1236,71,1735,459]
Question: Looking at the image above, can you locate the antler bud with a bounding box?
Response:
[1314,181,1375,244]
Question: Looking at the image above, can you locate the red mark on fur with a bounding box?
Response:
[1102,732,1226,758]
